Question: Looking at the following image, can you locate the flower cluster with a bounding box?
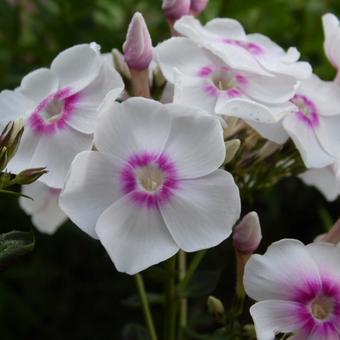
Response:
[1,1,340,339]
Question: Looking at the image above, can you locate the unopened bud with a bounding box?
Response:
[123,12,153,71]
[15,167,47,185]
[162,0,190,21]
[224,139,240,164]
[207,296,225,321]
[112,49,131,79]
[0,147,8,171]
[319,218,340,245]
[0,121,14,146]
[233,212,262,254]
[190,0,209,16]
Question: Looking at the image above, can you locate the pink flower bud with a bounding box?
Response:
[162,0,191,21]
[190,0,209,15]
[123,12,153,71]
[319,218,340,244]
[233,212,262,254]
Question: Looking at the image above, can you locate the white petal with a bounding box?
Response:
[322,13,340,69]
[95,194,179,275]
[19,68,59,103]
[66,60,124,134]
[28,128,93,188]
[163,113,224,178]
[250,300,304,340]
[244,239,321,301]
[51,44,101,93]
[159,170,241,252]
[94,97,171,164]
[20,182,66,235]
[315,115,340,157]
[156,37,212,83]
[283,114,334,168]
[299,167,340,201]
[59,151,123,239]
[204,18,247,40]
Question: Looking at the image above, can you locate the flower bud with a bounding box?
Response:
[224,139,240,164]
[319,218,340,245]
[162,0,191,21]
[112,49,131,79]
[207,296,225,322]
[123,12,153,71]
[233,212,262,254]
[15,167,47,185]
[0,119,24,163]
[0,147,8,171]
[190,0,209,16]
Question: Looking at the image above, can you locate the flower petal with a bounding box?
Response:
[163,113,224,179]
[59,151,123,239]
[244,239,321,301]
[95,194,179,275]
[51,44,101,93]
[159,170,241,252]
[94,97,171,164]
[250,300,305,340]
[283,113,334,168]
[322,13,340,69]
[315,115,340,157]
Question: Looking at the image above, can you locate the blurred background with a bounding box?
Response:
[0,0,339,339]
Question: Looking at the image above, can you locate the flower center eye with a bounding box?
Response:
[138,165,165,192]
[311,295,334,320]
[42,99,64,122]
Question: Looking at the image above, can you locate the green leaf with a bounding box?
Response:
[178,270,222,298]
[0,230,35,270]
[122,323,149,340]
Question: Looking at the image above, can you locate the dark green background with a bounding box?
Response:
[0,0,339,339]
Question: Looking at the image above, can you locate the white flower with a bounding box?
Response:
[19,182,66,235]
[156,37,297,127]
[59,97,241,275]
[282,74,340,168]
[299,158,340,201]
[0,43,124,188]
[322,13,340,82]
[244,239,340,340]
[174,16,312,78]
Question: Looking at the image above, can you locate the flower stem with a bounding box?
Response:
[130,69,151,98]
[134,273,158,340]
[178,250,187,339]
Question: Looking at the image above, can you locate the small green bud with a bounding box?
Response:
[0,147,8,171]
[224,139,241,164]
[207,296,225,322]
[15,167,47,185]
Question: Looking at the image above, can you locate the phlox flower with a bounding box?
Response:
[20,182,66,235]
[0,43,124,188]
[300,158,340,201]
[59,97,241,275]
[156,37,297,129]
[323,13,340,83]
[244,239,340,340]
[174,16,312,78]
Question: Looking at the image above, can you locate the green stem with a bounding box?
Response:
[134,274,158,340]
[164,256,177,340]
[178,251,187,340]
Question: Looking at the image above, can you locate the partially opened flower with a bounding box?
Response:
[174,16,312,78]
[59,97,241,274]
[282,75,340,168]
[20,182,66,235]
[244,239,340,340]
[300,158,340,201]
[156,37,297,128]
[322,13,340,83]
[0,43,124,188]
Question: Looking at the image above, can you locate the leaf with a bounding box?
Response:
[122,323,149,340]
[122,293,164,308]
[178,270,222,298]
[0,230,35,270]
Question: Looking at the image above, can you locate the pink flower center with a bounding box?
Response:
[29,88,80,135]
[291,94,320,128]
[120,152,180,209]
[198,65,247,98]
[222,39,263,55]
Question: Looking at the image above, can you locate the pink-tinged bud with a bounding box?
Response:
[15,167,47,185]
[123,12,153,71]
[190,0,209,15]
[233,212,262,254]
[319,218,340,245]
[162,0,190,21]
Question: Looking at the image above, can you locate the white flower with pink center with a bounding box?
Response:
[299,158,340,201]
[244,239,340,340]
[282,74,340,168]
[322,13,340,83]
[174,15,312,79]
[59,97,241,275]
[156,37,297,126]
[0,43,124,188]
[19,182,66,235]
